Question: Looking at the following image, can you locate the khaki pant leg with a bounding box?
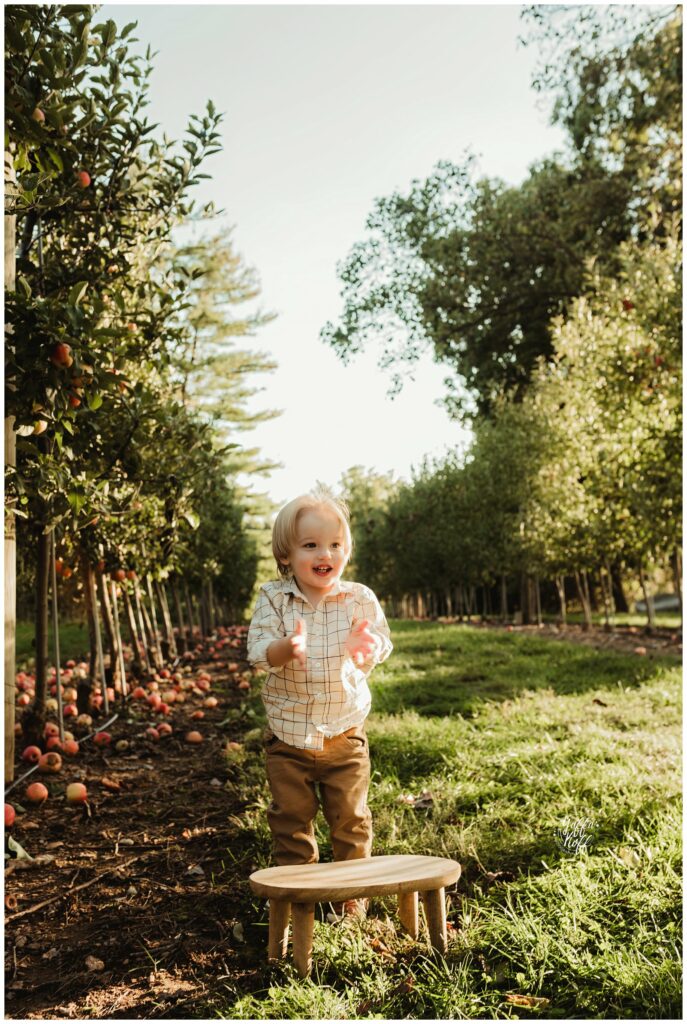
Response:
[318,726,373,862]
[265,738,320,866]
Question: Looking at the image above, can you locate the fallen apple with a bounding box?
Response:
[185,731,204,744]
[132,686,147,700]
[66,782,88,805]
[46,736,63,752]
[43,722,60,738]
[22,745,42,764]
[38,751,62,773]
[62,739,80,757]
[190,710,205,720]
[145,727,160,741]
[238,680,251,691]
[94,732,111,746]
[5,803,16,827]
[26,782,49,804]
[204,696,218,709]
[157,722,173,736]
[76,713,93,728]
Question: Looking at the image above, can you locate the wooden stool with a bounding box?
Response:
[249,854,461,978]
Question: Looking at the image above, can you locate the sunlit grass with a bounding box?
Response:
[193,621,684,1018]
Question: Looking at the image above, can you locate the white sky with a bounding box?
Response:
[100,2,570,508]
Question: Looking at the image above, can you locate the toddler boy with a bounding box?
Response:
[247,484,392,913]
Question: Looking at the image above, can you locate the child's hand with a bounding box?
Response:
[346,619,376,667]
[287,618,307,668]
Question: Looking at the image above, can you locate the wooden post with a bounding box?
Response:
[133,582,152,675]
[4,149,16,780]
[171,577,187,653]
[122,587,144,676]
[110,581,128,695]
[184,579,196,644]
[96,569,119,688]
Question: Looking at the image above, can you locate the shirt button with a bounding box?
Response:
[315,661,321,668]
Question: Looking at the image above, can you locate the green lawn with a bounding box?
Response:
[215,619,681,1020]
[14,620,92,670]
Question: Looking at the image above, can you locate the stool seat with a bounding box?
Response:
[249,854,461,977]
[249,854,460,902]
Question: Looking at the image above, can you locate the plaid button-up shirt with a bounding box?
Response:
[247,576,393,750]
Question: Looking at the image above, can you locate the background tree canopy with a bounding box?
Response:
[321,4,681,423]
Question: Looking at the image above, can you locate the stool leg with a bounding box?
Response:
[291,902,315,978]
[423,887,447,953]
[398,890,419,938]
[268,899,291,961]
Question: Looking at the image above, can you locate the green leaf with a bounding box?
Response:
[46,147,64,173]
[68,281,88,307]
[87,392,103,411]
[181,510,200,530]
[39,47,56,76]
[121,21,138,38]
[104,19,117,47]
[67,492,87,515]
[16,275,31,299]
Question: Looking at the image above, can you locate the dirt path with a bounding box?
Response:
[5,641,265,1020]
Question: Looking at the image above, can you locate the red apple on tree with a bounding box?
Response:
[76,170,91,188]
[32,106,45,123]
[50,342,73,368]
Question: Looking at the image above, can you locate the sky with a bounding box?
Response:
[100,2,570,510]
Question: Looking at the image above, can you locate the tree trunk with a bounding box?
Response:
[109,580,128,695]
[23,527,51,746]
[638,563,656,631]
[600,561,616,632]
[207,578,215,633]
[155,580,177,660]
[610,562,629,613]
[80,551,97,682]
[122,587,144,677]
[97,569,120,688]
[671,547,682,627]
[89,566,109,716]
[184,580,196,644]
[520,572,531,625]
[574,570,593,630]
[145,575,165,665]
[534,575,542,626]
[132,582,152,676]
[78,550,97,714]
[5,148,17,779]
[555,574,567,625]
[171,578,187,654]
[500,573,508,623]
[140,593,163,672]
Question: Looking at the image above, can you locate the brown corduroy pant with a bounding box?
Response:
[264,723,373,866]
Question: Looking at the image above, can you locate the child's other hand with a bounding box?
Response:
[288,618,307,668]
[346,619,376,667]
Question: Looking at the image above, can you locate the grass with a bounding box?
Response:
[15,619,92,669]
[212,619,681,1020]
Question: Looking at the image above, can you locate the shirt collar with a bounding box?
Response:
[282,574,355,603]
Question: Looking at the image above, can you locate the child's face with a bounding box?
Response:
[281,507,349,595]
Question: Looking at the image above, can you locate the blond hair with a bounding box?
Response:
[272,482,353,579]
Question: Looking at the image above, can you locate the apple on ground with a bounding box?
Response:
[62,739,79,756]
[22,745,42,764]
[66,782,88,805]
[94,732,111,746]
[38,751,63,773]
[185,731,203,744]
[5,803,16,827]
[26,782,49,804]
